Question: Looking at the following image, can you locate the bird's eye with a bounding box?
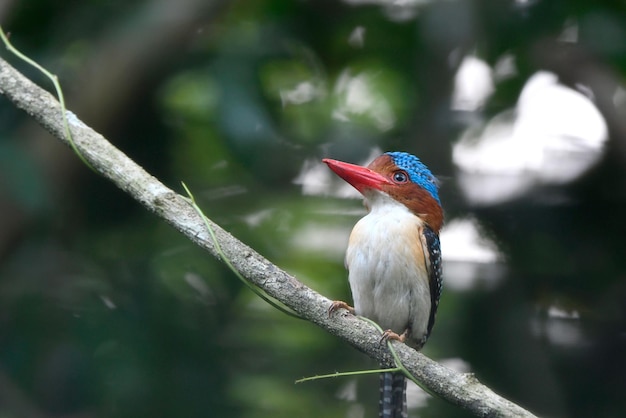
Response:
[392,171,408,184]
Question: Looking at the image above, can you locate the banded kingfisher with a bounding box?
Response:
[323,151,443,418]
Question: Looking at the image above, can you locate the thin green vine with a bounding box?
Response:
[298,315,431,395]
[361,316,436,396]
[0,26,95,172]
[296,366,399,383]
[182,182,302,319]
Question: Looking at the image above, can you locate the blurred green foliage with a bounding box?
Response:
[1,1,626,417]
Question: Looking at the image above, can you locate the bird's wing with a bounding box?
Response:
[420,226,442,338]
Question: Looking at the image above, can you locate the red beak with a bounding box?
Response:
[323,158,390,193]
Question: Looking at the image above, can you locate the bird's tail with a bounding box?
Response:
[379,371,407,418]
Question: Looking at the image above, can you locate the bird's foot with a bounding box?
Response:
[328,300,355,317]
[380,329,407,344]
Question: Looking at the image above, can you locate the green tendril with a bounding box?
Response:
[0,26,95,172]
[181,182,302,320]
[360,316,436,396]
[296,366,399,384]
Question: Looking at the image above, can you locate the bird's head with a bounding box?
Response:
[323,152,443,232]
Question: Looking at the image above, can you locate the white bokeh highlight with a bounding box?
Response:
[453,69,608,205]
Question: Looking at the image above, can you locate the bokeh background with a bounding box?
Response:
[1,1,626,417]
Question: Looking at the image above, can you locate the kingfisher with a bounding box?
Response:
[323,151,443,418]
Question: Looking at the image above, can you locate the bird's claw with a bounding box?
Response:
[380,329,406,345]
[328,300,355,317]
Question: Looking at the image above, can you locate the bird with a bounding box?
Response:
[323,151,443,418]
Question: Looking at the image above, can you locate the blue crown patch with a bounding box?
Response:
[386,151,440,204]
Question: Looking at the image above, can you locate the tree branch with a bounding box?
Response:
[0,55,537,418]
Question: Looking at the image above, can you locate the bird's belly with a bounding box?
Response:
[346,211,431,342]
